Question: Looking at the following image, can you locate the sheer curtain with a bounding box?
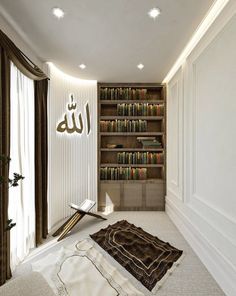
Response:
[8,62,35,270]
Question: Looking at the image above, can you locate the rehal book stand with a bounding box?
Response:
[52,199,107,241]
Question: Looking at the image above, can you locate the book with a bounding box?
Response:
[100,87,149,101]
[100,167,148,180]
[70,200,95,212]
[141,140,162,148]
[117,152,164,164]
[137,137,156,142]
[100,120,148,132]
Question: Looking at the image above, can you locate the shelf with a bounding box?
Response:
[100,148,164,152]
[100,116,164,120]
[100,179,165,184]
[100,163,164,168]
[98,83,164,88]
[100,100,164,105]
[100,132,164,136]
[98,83,166,211]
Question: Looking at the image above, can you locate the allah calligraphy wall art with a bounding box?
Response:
[56,94,91,135]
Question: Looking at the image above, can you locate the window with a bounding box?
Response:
[8,62,35,270]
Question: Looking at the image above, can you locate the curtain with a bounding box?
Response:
[8,62,35,270]
[0,29,48,284]
[0,45,11,286]
[35,79,48,245]
[0,30,46,81]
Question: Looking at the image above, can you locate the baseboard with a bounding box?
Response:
[166,196,236,296]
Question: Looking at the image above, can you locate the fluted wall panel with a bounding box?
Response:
[47,64,97,229]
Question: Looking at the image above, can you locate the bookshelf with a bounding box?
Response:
[98,83,166,211]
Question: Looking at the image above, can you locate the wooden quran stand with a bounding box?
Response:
[52,200,107,241]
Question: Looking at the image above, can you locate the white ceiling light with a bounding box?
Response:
[79,64,86,69]
[148,7,161,19]
[52,7,65,19]
[137,63,144,70]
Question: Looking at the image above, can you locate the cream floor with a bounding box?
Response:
[15,212,225,296]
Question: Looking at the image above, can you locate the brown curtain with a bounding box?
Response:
[35,79,48,245]
[0,29,48,284]
[0,30,46,81]
[0,46,11,285]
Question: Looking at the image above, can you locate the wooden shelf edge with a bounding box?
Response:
[100,132,164,136]
[100,179,165,184]
[100,100,165,104]
[98,83,164,88]
[100,148,164,152]
[100,116,164,120]
[100,164,164,168]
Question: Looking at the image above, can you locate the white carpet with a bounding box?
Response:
[14,212,225,295]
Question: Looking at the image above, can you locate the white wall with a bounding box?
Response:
[0,12,43,69]
[166,1,236,295]
[47,64,97,229]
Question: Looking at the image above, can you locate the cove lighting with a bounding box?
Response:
[79,64,86,70]
[46,62,97,84]
[52,7,65,19]
[162,0,229,83]
[137,63,144,70]
[148,8,161,19]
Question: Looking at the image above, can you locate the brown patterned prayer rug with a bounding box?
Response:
[90,220,183,292]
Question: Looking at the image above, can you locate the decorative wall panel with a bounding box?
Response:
[167,68,183,201]
[166,3,236,295]
[47,64,97,229]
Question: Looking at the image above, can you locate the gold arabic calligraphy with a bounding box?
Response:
[56,94,91,135]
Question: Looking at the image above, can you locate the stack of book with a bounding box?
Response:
[137,137,162,148]
[100,88,148,100]
[100,120,147,132]
[117,103,164,116]
[141,140,162,148]
[117,152,163,164]
[100,167,147,180]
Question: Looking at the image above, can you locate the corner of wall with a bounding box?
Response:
[166,1,236,295]
[0,7,43,68]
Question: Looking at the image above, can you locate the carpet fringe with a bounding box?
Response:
[152,252,185,294]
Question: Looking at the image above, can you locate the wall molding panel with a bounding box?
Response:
[167,68,184,201]
[166,1,236,295]
[166,198,236,296]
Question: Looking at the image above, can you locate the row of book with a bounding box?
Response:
[100,120,147,132]
[117,103,164,116]
[100,88,150,100]
[117,152,164,164]
[100,167,147,180]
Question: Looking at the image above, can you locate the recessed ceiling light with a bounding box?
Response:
[148,7,161,19]
[52,7,65,19]
[137,64,144,70]
[79,64,86,69]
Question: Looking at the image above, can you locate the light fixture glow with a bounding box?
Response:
[52,7,65,19]
[148,8,161,19]
[79,64,86,70]
[46,62,97,84]
[137,63,144,70]
[162,0,229,83]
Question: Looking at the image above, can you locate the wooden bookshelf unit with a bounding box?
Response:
[98,83,166,211]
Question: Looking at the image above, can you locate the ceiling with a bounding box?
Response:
[0,0,215,82]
